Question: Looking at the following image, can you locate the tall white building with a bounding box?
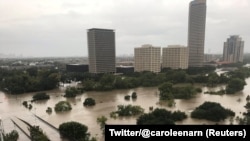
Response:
[162,45,188,69]
[134,44,161,73]
[188,0,207,67]
[223,35,244,63]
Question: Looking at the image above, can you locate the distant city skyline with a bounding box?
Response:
[0,0,249,57]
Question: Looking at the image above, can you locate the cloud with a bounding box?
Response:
[0,0,249,56]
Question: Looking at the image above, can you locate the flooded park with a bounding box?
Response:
[1,74,249,140]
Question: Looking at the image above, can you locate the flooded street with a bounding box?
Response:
[0,78,249,140]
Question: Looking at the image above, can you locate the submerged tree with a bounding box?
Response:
[158,82,173,101]
[131,92,137,99]
[226,78,246,94]
[124,95,130,100]
[83,98,96,106]
[110,105,144,117]
[4,130,19,141]
[246,95,250,101]
[46,107,52,114]
[64,87,82,98]
[97,116,108,134]
[137,108,187,125]
[32,92,50,102]
[54,101,72,112]
[28,126,50,141]
[59,121,96,141]
[191,101,235,122]
[244,102,250,109]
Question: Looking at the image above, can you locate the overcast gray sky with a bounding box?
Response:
[0,0,249,57]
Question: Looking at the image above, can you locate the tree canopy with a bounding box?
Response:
[111,105,144,117]
[32,92,50,102]
[28,126,50,141]
[3,130,19,141]
[54,101,72,112]
[83,98,96,106]
[191,101,235,122]
[97,116,107,134]
[59,121,95,141]
[137,108,187,125]
[0,68,60,94]
[226,78,246,94]
[64,87,83,98]
[2,66,249,96]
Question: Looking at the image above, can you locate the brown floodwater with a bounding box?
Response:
[0,77,249,141]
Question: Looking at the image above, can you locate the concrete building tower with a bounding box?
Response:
[188,0,207,67]
[162,45,188,69]
[87,28,116,73]
[223,35,244,63]
[134,44,161,73]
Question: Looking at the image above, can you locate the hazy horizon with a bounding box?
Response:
[0,0,249,57]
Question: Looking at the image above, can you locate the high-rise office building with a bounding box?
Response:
[188,0,207,67]
[162,45,188,69]
[134,44,161,73]
[223,35,244,63]
[87,28,116,73]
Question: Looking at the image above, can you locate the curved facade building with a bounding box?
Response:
[188,0,207,67]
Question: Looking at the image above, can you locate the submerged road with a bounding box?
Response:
[2,113,66,141]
